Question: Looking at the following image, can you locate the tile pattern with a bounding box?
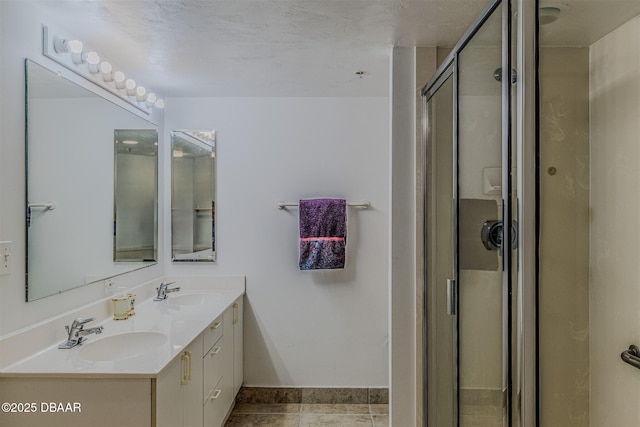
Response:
[226,388,389,427]
[225,403,389,427]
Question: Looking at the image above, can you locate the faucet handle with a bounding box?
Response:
[72,317,95,327]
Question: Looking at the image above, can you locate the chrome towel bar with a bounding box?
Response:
[27,202,56,210]
[621,345,640,370]
[277,200,371,210]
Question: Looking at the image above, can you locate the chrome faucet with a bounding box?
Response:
[154,281,181,301]
[58,317,104,349]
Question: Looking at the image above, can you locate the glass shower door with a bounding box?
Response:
[423,1,512,426]
[425,70,456,427]
[457,4,506,427]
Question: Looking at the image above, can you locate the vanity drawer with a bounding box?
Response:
[204,376,227,427]
[204,335,225,400]
[203,315,223,355]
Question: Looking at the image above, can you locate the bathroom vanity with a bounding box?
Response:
[0,277,244,427]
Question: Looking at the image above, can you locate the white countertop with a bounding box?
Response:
[0,286,243,378]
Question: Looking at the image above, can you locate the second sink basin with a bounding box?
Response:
[166,292,221,306]
[77,331,168,362]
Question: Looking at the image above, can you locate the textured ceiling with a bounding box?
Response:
[25,0,640,98]
[28,0,490,97]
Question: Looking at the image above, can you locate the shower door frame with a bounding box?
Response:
[421,0,516,425]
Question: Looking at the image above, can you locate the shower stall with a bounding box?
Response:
[421,0,640,426]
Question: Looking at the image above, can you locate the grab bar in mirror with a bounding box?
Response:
[621,345,640,369]
[28,202,56,210]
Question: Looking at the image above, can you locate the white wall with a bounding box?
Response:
[590,15,640,427]
[390,47,417,425]
[164,97,390,387]
[0,1,164,337]
[1,0,396,393]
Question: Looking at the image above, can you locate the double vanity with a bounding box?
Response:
[5,32,233,427]
[0,276,244,427]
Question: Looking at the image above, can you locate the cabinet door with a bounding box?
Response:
[156,352,186,427]
[156,338,203,427]
[232,297,244,395]
[183,338,203,427]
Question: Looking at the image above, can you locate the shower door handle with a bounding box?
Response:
[446,279,457,316]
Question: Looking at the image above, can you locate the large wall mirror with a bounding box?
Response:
[171,130,216,262]
[25,60,158,301]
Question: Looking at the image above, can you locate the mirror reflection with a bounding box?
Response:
[26,60,158,301]
[171,130,216,262]
[114,129,158,262]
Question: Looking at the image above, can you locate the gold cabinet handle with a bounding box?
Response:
[180,351,189,385]
[211,321,221,330]
[233,303,239,324]
[210,390,221,400]
[210,346,222,356]
[185,351,192,382]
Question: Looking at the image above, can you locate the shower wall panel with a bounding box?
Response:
[590,15,640,427]
[539,47,590,427]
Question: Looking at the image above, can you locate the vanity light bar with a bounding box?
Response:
[42,26,164,115]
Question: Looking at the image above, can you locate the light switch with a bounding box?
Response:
[0,241,11,275]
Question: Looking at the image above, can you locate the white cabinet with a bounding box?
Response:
[0,295,244,427]
[204,297,243,426]
[158,300,243,427]
[203,313,230,427]
[156,337,204,427]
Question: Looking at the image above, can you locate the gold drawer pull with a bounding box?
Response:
[210,346,222,356]
[210,390,221,400]
[211,321,221,330]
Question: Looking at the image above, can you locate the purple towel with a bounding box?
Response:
[299,198,346,270]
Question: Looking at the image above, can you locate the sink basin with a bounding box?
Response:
[77,332,167,362]
[166,292,221,306]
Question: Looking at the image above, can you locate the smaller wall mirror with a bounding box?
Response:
[171,130,216,262]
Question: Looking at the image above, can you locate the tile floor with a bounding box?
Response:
[224,402,389,426]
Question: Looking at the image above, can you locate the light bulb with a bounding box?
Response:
[114,71,126,89]
[135,86,146,102]
[67,39,83,54]
[125,79,136,96]
[100,61,113,82]
[154,99,165,109]
[84,52,101,73]
[54,37,82,54]
[69,40,84,64]
[145,93,157,107]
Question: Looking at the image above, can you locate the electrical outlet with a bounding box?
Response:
[0,241,12,276]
